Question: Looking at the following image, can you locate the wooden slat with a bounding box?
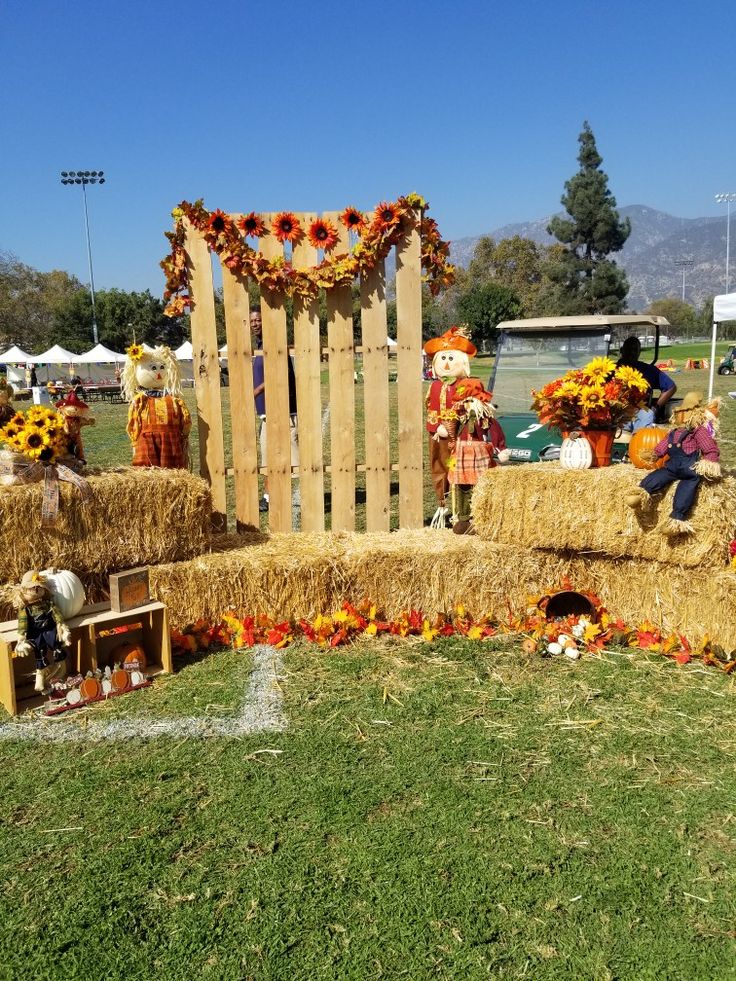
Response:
[259,215,293,532]
[395,206,424,528]
[360,260,390,530]
[324,211,356,531]
[292,213,325,532]
[184,219,227,531]
[220,244,260,530]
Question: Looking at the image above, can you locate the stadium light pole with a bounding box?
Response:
[674,257,693,304]
[715,193,736,295]
[60,170,106,345]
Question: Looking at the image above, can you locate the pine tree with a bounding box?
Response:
[546,122,630,314]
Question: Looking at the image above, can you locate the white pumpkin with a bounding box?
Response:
[559,432,593,470]
[41,568,86,619]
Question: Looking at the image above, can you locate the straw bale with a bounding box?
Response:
[0,466,211,584]
[149,532,352,627]
[472,463,736,569]
[148,526,736,650]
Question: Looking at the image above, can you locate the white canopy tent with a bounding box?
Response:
[30,344,78,364]
[174,340,193,360]
[76,343,126,364]
[0,346,35,386]
[709,292,736,398]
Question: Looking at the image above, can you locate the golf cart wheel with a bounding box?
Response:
[719,365,733,375]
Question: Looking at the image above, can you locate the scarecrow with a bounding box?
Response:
[122,344,191,468]
[13,571,72,693]
[424,326,507,534]
[625,391,721,534]
[55,390,95,463]
[0,378,14,426]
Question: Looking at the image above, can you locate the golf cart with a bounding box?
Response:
[717,346,736,375]
[489,314,671,462]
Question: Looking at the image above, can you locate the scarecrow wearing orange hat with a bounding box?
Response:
[55,390,95,464]
[424,326,507,534]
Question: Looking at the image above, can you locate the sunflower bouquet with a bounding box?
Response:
[531,357,649,431]
[0,405,70,464]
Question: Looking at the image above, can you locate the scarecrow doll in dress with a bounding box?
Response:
[13,570,72,693]
[625,391,721,535]
[54,390,95,464]
[122,344,191,468]
[424,326,507,534]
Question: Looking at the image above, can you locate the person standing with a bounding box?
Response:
[250,308,299,512]
[617,336,676,431]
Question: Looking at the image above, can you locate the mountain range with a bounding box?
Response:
[449,205,732,312]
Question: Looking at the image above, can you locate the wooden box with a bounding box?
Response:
[0,601,172,716]
[109,567,151,613]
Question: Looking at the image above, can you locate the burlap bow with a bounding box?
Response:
[9,460,93,527]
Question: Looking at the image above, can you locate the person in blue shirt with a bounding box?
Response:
[251,308,299,512]
[617,336,677,431]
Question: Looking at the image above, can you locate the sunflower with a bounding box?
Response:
[8,412,25,428]
[272,212,302,244]
[237,212,267,239]
[21,429,46,459]
[339,207,366,235]
[614,364,648,392]
[307,218,339,251]
[127,343,144,362]
[585,356,616,379]
[372,201,401,232]
[207,209,229,233]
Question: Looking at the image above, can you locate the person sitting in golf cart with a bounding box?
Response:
[617,336,676,431]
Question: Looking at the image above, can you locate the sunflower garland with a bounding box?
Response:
[160,193,455,316]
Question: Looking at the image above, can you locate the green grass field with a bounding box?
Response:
[1,341,735,979]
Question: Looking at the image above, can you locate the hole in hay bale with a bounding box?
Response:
[540,591,597,621]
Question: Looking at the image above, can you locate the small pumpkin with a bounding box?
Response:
[40,568,86,619]
[559,431,593,470]
[111,669,130,692]
[628,426,669,470]
[80,677,101,700]
[112,642,147,672]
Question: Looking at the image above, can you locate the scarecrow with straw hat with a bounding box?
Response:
[55,389,95,464]
[625,390,721,535]
[423,325,508,534]
[13,570,72,693]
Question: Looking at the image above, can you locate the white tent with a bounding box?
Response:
[709,292,736,397]
[386,336,397,347]
[0,346,35,386]
[30,344,78,364]
[76,343,126,364]
[174,340,193,360]
[0,345,34,363]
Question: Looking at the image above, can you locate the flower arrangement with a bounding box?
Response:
[0,405,70,463]
[161,193,455,316]
[531,356,649,431]
[169,586,736,676]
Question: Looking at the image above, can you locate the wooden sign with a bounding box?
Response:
[109,567,150,613]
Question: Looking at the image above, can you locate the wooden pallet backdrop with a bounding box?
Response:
[183,208,423,534]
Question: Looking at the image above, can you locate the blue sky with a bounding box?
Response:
[1,0,735,295]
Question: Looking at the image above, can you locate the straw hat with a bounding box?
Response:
[423,325,477,358]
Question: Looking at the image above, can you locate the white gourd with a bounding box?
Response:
[559,432,593,470]
[40,568,86,619]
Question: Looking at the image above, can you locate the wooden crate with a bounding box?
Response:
[0,601,172,716]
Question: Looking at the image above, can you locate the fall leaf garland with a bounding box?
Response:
[161,193,455,316]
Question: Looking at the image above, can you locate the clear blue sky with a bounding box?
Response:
[2,0,735,295]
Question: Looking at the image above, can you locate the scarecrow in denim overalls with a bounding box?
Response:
[625,391,721,535]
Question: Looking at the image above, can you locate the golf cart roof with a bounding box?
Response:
[496,315,670,333]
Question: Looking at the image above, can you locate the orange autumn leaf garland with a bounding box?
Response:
[161,194,455,316]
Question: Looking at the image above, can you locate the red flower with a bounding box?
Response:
[339,207,367,234]
[307,218,339,251]
[237,212,267,238]
[208,209,229,233]
[272,212,302,243]
[372,201,401,232]
[729,539,736,557]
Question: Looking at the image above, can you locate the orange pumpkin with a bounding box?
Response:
[111,669,131,692]
[112,641,147,672]
[79,677,101,700]
[628,426,669,470]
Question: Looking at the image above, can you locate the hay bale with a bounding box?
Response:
[149,532,352,627]
[472,463,736,569]
[148,527,736,650]
[0,466,211,584]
